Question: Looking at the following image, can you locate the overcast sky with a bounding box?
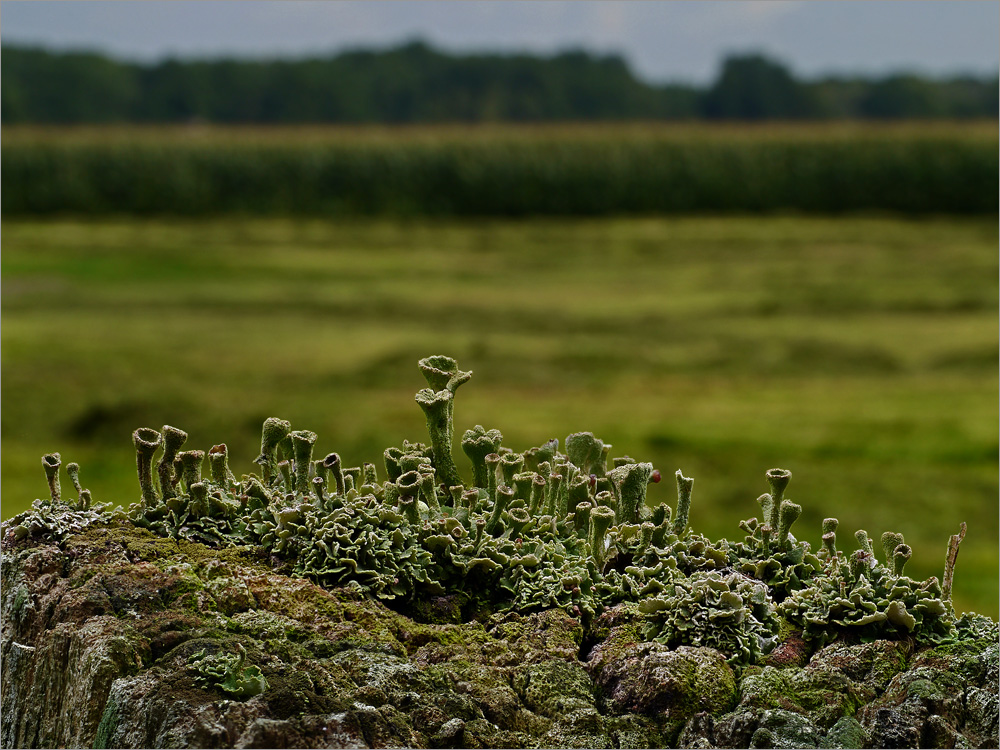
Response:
[2,1,997,84]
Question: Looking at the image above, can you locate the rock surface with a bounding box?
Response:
[2,522,997,749]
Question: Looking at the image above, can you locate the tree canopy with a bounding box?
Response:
[2,43,995,124]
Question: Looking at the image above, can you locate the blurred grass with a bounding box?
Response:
[2,215,996,616]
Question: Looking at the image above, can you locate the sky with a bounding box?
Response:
[2,1,997,85]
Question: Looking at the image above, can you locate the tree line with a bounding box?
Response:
[2,41,996,124]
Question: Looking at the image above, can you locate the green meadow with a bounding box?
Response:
[2,215,996,616]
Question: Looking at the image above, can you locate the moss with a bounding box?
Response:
[406,593,466,625]
[597,643,737,721]
[92,695,119,750]
[4,497,997,750]
[487,609,584,665]
[462,718,533,749]
[741,660,868,730]
[11,584,29,620]
[820,716,867,750]
[604,715,669,750]
[542,707,614,749]
[806,640,910,703]
[262,670,328,719]
[750,709,823,749]
[739,666,795,711]
[586,603,644,662]
[514,660,594,717]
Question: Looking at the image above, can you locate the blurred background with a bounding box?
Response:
[1,1,997,617]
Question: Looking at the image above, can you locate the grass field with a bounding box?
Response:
[6,120,997,145]
[2,215,996,616]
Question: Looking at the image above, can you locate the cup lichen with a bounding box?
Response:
[2,355,977,668]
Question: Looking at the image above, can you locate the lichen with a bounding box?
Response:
[0,354,980,670]
[187,643,268,700]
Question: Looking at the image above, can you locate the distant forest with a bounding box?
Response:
[3,42,997,124]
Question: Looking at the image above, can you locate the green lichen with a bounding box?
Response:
[776,525,954,647]
[639,571,779,665]
[187,642,268,700]
[2,354,976,669]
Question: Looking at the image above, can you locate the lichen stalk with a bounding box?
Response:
[208,444,236,490]
[462,488,480,515]
[487,486,514,535]
[822,532,837,558]
[132,429,162,507]
[462,425,502,488]
[759,524,773,555]
[597,443,612,477]
[399,494,420,525]
[849,549,874,581]
[855,529,875,557]
[417,355,472,422]
[610,462,654,525]
[323,453,345,495]
[65,462,83,499]
[311,476,327,509]
[893,544,912,576]
[777,500,802,550]
[589,504,616,572]
[500,453,522,487]
[277,460,292,492]
[565,475,591,517]
[415,388,463,488]
[881,531,905,565]
[595,489,616,517]
[383,447,404,483]
[418,470,440,512]
[673,470,694,536]
[765,468,791,531]
[41,452,62,504]
[255,417,291,484]
[756,494,773,526]
[512,472,534,503]
[545,473,564,517]
[942,521,967,602]
[506,506,531,537]
[158,425,187,500]
[188,482,209,518]
[566,431,604,476]
[396,471,422,521]
[362,462,378,486]
[528,475,547,516]
[289,430,318,496]
[484,453,501,504]
[574,501,592,538]
[176,450,205,492]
